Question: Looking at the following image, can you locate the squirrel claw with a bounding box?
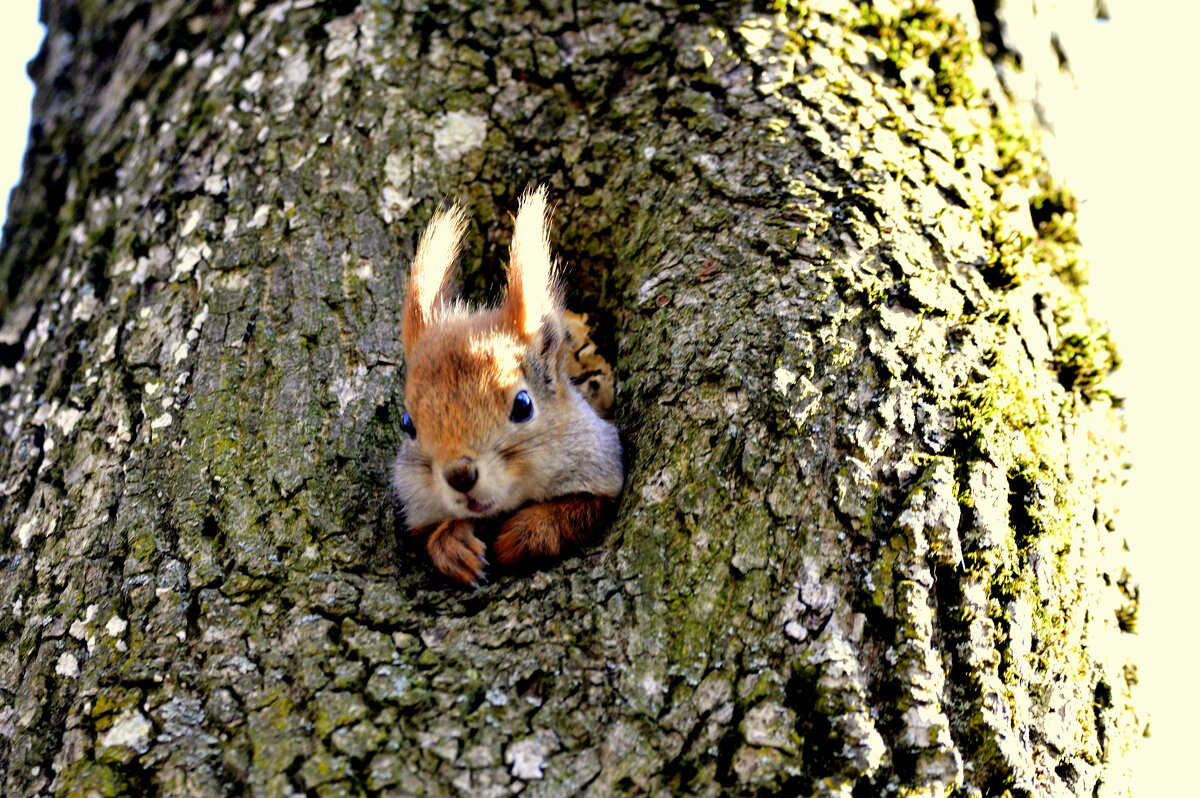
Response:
[425,519,487,588]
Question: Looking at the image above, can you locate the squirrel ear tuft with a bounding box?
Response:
[404,202,468,351]
[502,185,562,342]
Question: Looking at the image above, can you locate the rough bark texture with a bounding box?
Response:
[0,1,1138,796]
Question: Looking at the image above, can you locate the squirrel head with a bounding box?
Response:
[395,187,573,523]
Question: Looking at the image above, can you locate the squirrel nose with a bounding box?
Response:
[444,459,478,493]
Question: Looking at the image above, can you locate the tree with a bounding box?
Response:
[0,1,1138,796]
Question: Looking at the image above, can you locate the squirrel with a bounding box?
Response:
[393,186,624,587]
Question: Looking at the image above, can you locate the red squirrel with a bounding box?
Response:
[393,187,624,586]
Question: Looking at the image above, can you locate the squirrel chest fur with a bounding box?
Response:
[392,187,623,586]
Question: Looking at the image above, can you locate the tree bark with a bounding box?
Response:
[0,1,1138,796]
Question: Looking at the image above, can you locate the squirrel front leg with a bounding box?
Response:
[416,518,487,587]
[493,494,614,566]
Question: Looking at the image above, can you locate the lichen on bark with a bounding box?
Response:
[0,1,1136,797]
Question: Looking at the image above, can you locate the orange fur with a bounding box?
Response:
[501,187,561,340]
[492,495,614,565]
[403,203,468,352]
[403,312,524,465]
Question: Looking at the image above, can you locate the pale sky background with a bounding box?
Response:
[1047,3,1199,792]
[0,1,1192,793]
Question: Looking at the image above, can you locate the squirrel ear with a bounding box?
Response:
[403,203,468,351]
[502,185,562,343]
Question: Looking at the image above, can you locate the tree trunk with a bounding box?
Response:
[0,1,1138,796]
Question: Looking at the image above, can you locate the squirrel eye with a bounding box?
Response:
[510,390,534,423]
[400,411,417,438]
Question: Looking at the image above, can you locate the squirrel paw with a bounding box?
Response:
[425,519,487,587]
[493,495,610,566]
[494,504,564,565]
